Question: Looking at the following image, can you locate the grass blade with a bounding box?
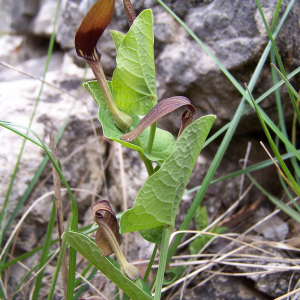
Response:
[246,84,300,197]
[185,149,300,195]
[32,200,56,300]
[0,121,78,298]
[73,266,98,300]
[1,66,87,241]
[247,173,300,223]
[0,0,61,248]
[156,0,295,267]
[255,0,300,126]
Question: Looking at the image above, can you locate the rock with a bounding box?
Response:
[253,207,289,241]
[0,52,64,81]
[2,0,300,133]
[0,34,52,67]
[9,0,39,33]
[0,58,97,251]
[235,242,300,298]
[173,275,269,300]
[0,35,25,65]
[56,0,85,50]
[155,0,300,132]
[31,0,58,37]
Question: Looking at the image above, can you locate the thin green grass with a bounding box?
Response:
[184,148,300,195]
[1,64,87,300]
[156,0,296,267]
[73,266,98,300]
[0,0,61,250]
[32,200,56,300]
[246,84,300,197]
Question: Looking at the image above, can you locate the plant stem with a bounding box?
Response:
[134,135,154,176]
[147,122,157,154]
[87,60,116,114]
[143,243,158,282]
[87,59,132,130]
[139,153,154,176]
[154,226,172,300]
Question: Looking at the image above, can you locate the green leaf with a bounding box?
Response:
[84,80,174,162]
[112,9,157,116]
[120,115,216,234]
[63,231,153,300]
[107,257,152,298]
[163,265,186,285]
[139,226,163,244]
[139,128,174,162]
[189,227,226,255]
[111,30,126,51]
[189,235,210,255]
[194,206,208,231]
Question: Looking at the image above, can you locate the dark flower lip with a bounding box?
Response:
[91,200,139,280]
[75,0,133,131]
[92,200,120,256]
[75,0,115,61]
[120,96,195,142]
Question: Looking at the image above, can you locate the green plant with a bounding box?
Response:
[68,0,300,298]
[66,1,215,298]
[1,0,300,299]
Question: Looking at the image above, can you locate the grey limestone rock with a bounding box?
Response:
[173,275,270,300]
[1,0,299,132]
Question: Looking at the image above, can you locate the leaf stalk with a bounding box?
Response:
[147,122,157,154]
[154,226,172,300]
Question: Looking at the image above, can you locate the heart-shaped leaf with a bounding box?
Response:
[112,9,157,116]
[84,80,174,162]
[120,115,216,234]
[139,226,163,244]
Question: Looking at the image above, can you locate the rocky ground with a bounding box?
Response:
[1,0,300,299]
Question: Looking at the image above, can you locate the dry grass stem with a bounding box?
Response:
[49,132,68,298]
[6,249,60,300]
[179,182,253,249]
[0,61,77,99]
[239,141,252,198]
[163,230,288,293]
[117,142,129,258]
[273,286,300,300]
[74,272,109,300]
[260,142,293,187]
[29,136,102,206]
[0,191,59,260]
[4,225,21,291]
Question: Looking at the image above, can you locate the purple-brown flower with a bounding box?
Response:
[75,0,133,131]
